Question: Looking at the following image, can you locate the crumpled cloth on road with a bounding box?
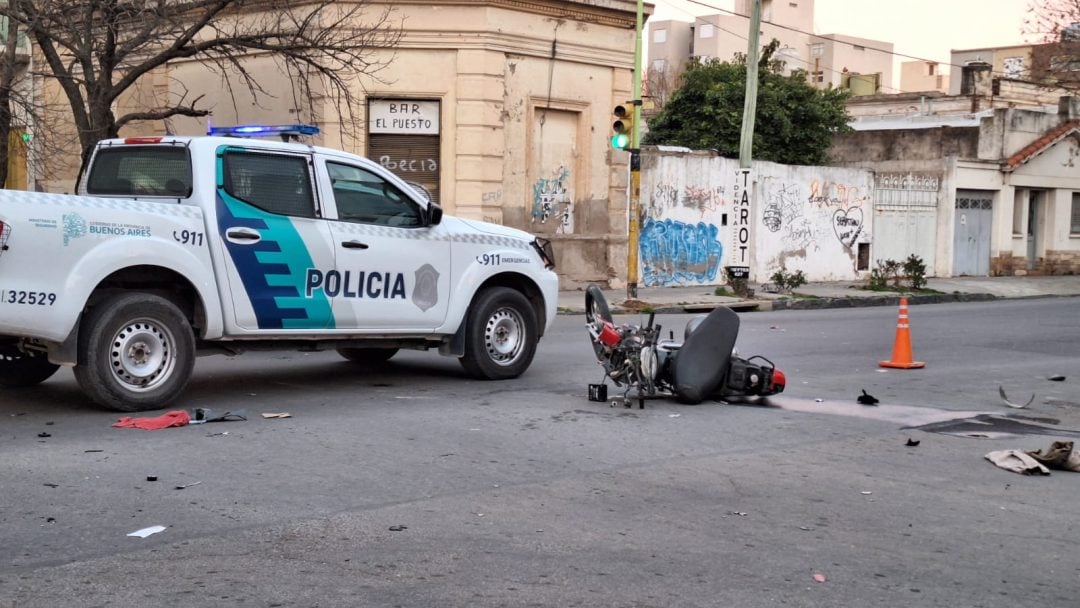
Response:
[112,410,191,430]
[986,441,1080,475]
[1026,441,1080,472]
[984,450,1050,475]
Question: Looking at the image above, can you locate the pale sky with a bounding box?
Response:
[651,0,1033,71]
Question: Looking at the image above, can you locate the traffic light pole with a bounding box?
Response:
[626,0,644,300]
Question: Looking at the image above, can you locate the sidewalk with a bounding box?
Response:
[557,275,1080,314]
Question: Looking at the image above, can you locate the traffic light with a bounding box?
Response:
[611,103,634,151]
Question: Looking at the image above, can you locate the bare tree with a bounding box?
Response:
[0,14,26,187]
[0,0,403,170]
[644,63,676,110]
[1024,0,1080,90]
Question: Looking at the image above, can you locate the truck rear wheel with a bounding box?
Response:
[459,287,537,380]
[0,344,60,387]
[74,293,195,412]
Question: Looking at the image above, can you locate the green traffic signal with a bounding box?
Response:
[611,104,634,151]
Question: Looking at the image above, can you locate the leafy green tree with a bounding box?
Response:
[644,40,852,166]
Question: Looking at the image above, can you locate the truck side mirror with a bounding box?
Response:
[428,203,443,226]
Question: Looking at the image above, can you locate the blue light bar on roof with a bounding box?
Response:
[207,124,320,137]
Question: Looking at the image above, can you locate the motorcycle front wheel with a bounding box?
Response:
[585,284,614,360]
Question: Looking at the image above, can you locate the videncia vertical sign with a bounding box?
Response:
[727,168,752,279]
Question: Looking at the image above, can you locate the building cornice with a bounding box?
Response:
[380,0,651,29]
[397,29,634,68]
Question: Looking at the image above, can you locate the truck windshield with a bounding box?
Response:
[86,146,193,197]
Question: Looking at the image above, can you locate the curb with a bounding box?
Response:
[768,292,999,310]
[558,292,1002,315]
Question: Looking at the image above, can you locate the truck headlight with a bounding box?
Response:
[532,237,555,270]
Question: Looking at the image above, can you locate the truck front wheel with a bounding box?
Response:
[74,293,196,412]
[459,287,538,380]
[0,344,60,387]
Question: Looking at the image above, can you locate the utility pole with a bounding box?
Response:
[739,0,762,168]
[625,0,644,300]
[727,0,761,294]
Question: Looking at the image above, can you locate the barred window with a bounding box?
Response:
[86,146,192,197]
[222,151,315,218]
[1071,192,1080,234]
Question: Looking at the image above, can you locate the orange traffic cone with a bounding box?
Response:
[879,296,925,369]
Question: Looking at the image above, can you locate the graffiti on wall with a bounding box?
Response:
[646,179,727,219]
[640,218,724,287]
[763,180,867,250]
[531,167,573,233]
[761,182,820,252]
[808,180,871,209]
[832,207,864,247]
[683,185,726,216]
[650,179,679,218]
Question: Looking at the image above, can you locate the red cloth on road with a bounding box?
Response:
[112,410,191,430]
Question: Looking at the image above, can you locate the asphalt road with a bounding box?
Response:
[2,297,1079,607]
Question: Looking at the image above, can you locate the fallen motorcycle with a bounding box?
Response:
[585,284,785,407]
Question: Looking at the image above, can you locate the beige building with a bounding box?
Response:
[831,98,1080,277]
[647,0,894,97]
[31,0,651,288]
[899,60,949,93]
[949,44,1035,95]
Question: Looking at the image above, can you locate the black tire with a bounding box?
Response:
[0,344,60,388]
[584,284,613,361]
[73,293,196,412]
[584,284,613,326]
[337,347,398,365]
[459,287,538,380]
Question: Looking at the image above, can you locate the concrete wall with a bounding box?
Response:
[978,106,1075,161]
[830,127,980,164]
[845,79,1069,121]
[638,147,874,285]
[754,162,874,281]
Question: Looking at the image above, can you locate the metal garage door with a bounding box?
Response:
[873,173,939,271]
[953,189,993,276]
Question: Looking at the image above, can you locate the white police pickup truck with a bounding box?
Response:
[0,125,558,411]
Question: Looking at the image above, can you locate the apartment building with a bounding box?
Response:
[951,35,1080,95]
[647,0,893,98]
[949,44,1036,95]
[900,60,949,93]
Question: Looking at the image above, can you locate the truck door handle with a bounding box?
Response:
[341,240,370,250]
[226,228,261,243]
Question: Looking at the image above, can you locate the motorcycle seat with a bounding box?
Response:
[671,306,739,404]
